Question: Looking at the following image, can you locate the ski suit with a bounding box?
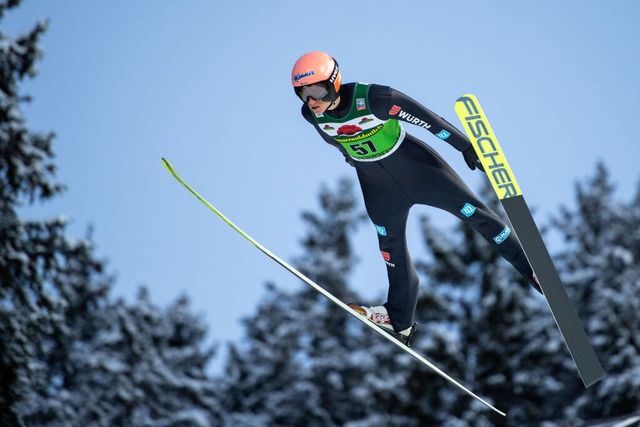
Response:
[301,82,533,332]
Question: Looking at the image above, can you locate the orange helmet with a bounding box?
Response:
[291,51,341,102]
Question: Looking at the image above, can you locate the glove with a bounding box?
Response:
[462,146,485,173]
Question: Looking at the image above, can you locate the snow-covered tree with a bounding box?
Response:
[222,179,428,426]
[220,167,640,425]
[291,179,450,426]
[553,163,640,423]
[1,4,223,425]
[221,178,373,426]
[414,183,567,426]
[24,289,222,427]
[0,3,109,425]
[221,178,474,426]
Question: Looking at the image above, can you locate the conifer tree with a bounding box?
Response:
[221,178,476,426]
[0,4,110,425]
[413,183,566,426]
[31,289,222,427]
[221,178,372,426]
[1,5,223,425]
[553,163,640,423]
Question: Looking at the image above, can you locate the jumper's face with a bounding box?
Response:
[306,96,332,115]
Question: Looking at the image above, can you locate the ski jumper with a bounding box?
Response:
[301,83,533,332]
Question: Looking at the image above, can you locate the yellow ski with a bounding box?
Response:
[161,157,506,416]
[455,95,605,387]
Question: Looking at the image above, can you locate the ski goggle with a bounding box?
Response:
[297,83,329,102]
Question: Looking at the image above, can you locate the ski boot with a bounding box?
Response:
[348,304,417,347]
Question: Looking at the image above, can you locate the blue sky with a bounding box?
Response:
[6,1,640,358]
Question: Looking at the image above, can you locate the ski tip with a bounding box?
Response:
[161,158,174,174]
[455,93,477,103]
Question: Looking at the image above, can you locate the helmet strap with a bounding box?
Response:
[328,96,340,111]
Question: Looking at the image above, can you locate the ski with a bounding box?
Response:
[454,94,605,388]
[161,157,506,417]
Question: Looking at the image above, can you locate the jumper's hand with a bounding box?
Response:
[462,146,485,173]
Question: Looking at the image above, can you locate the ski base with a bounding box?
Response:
[502,195,605,387]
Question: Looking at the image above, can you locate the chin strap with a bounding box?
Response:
[327,95,340,110]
